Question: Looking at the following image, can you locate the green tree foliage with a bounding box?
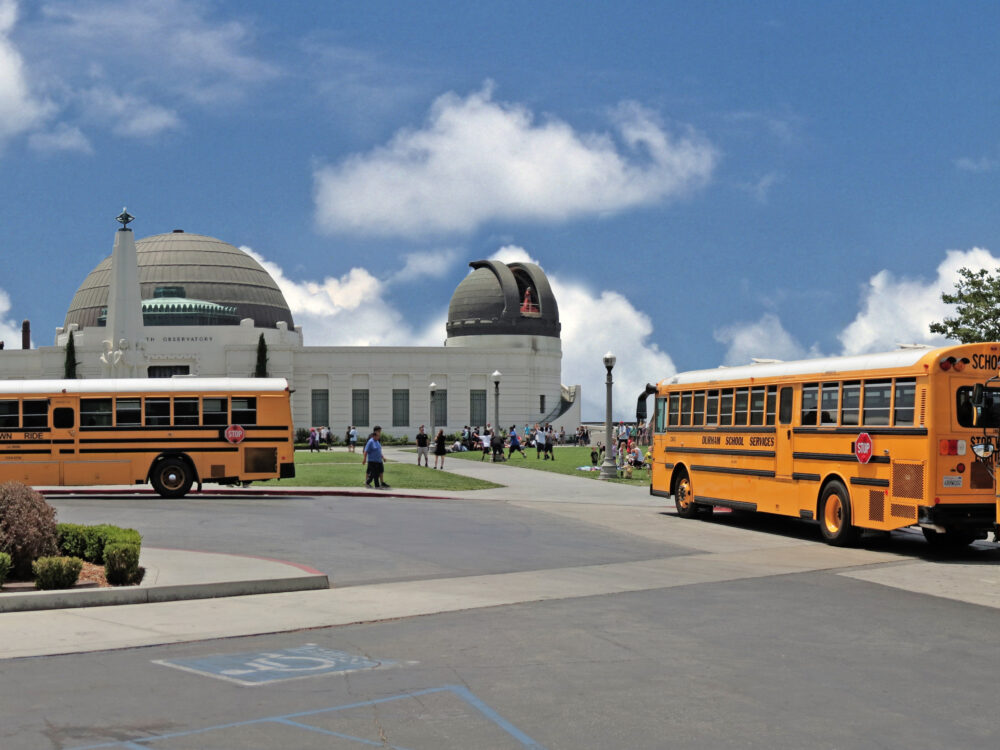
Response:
[64,330,78,379]
[254,333,268,377]
[929,267,1000,343]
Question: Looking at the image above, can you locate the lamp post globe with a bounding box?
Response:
[429,382,437,437]
[491,370,502,431]
[599,352,618,480]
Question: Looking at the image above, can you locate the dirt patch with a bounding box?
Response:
[1,562,108,591]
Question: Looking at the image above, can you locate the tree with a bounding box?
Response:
[929,267,1000,344]
[254,333,268,377]
[64,331,78,379]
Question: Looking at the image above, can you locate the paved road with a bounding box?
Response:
[5,453,1000,748]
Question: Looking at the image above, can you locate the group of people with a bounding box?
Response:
[306,425,360,452]
[414,425,450,469]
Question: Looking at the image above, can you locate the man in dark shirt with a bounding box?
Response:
[415,424,429,466]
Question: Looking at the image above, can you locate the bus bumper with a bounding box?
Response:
[280,461,295,479]
[918,503,995,532]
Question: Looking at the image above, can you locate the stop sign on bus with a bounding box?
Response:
[855,432,873,464]
[225,424,246,444]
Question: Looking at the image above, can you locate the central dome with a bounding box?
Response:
[446,260,560,339]
[64,231,294,330]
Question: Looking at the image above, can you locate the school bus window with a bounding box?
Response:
[820,382,839,425]
[863,380,892,426]
[116,398,141,426]
[841,381,860,426]
[204,397,228,426]
[174,398,200,426]
[719,389,733,426]
[893,378,915,426]
[23,400,48,428]
[749,387,765,426]
[232,397,257,426]
[734,388,749,426]
[801,384,818,426]
[0,400,17,428]
[667,394,680,427]
[146,398,171,426]
[706,390,719,425]
[692,392,705,426]
[53,407,74,429]
[680,392,692,426]
[80,398,113,427]
[778,387,793,424]
[655,397,667,433]
[765,386,777,426]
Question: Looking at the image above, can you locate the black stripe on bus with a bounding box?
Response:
[666,446,776,459]
[0,449,50,455]
[793,452,890,464]
[78,424,286,432]
[79,447,239,454]
[694,496,758,512]
[59,449,75,454]
[792,472,822,482]
[666,426,777,434]
[794,427,927,436]
[78,436,282,445]
[692,465,776,478]
[662,462,675,470]
[850,477,890,487]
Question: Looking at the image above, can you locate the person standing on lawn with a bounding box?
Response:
[433,428,448,469]
[415,425,430,466]
[508,425,526,459]
[534,423,546,459]
[362,426,390,489]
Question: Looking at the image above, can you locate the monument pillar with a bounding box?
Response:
[100,209,146,377]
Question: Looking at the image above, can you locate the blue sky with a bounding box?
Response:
[2,0,1000,417]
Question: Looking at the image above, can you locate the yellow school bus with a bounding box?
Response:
[0,378,295,498]
[650,343,1000,547]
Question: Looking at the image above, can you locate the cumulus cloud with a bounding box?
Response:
[0,287,25,348]
[388,248,459,284]
[0,0,50,140]
[838,247,1000,355]
[241,247,445,347]
[27,122,91,153]
[491,245,676,420]
[715,313,821,365]
[77,87,180,138]
[314,84,718,237]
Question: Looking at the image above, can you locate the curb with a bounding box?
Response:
[0,572,330,613]
[38,487,453,501]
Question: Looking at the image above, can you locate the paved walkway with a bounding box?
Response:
[3,449,1000,659]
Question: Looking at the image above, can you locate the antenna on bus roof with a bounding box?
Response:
[896,343,933,350]
[750,358,784,364]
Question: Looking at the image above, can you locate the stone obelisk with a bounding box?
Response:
[100,208,146,377]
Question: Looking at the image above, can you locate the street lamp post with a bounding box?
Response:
[492,370,502,432]
[429,382,437,437]
[599,352,617,480]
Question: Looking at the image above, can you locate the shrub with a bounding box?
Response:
[104,543,144,586]
[0,482,58,578]
[0,551,11,586]
[57,523,141,564]
[32,556,83,590]
[295,428,310,444]
[57,523,89,559]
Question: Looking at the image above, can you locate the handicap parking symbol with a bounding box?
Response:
[154,644,389,685]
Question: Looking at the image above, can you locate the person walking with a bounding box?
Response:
[415,425,430,466]
[308,427,320,452]
[508,425,526,459]
[362,426,390,489]
[433,428,447,469]
[348,425,358,453]
[544,424,556,460]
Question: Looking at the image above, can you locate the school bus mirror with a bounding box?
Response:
[973,384,985,407]
[973,442,994,459]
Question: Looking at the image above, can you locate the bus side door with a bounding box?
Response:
[775,387,794,480]
[49,398,77,484]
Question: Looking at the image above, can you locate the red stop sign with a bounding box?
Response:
[855,432,873,464]
[224,424,246,444]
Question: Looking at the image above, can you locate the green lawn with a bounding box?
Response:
[258,449,502,491]
[447,445,651,486]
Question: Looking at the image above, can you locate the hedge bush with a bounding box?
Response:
[32,556,83,590]
[57,523,142,564]
[0,482,58,578]
[0,551,11,586]
[104,543,144,586]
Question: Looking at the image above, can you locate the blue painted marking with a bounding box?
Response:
[153,643,384,685]
[66,684,547,750]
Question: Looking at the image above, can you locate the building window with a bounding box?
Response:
[432,389,448,427]
[352,389,370,427]
[539,394,546,414]
[148,365,190,378]
[392,389,409,427]
[470,389,486,427]
[311,389,329,427]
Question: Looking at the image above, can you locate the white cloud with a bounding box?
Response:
[839,247,1000,355]
[28,122,91,153]
[0,0,50,140]
[955,155,999,173]
[389,248,459,284]
[314,84,718,237]
[77,87,180,138]
[491,245,676,420]
[0,287,25,348]
[714,313,821,365]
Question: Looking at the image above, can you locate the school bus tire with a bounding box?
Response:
[921,527,977,550]
[150,456,194,499]
[673,470,699,519]
[818,480,859,546]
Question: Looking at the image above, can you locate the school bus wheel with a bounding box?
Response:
[150,456,194,499]
[922,527,977,550]
[818,480,859,546]
[673,471,699,519]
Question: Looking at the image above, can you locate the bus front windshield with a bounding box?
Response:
[957,386,1000,428]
